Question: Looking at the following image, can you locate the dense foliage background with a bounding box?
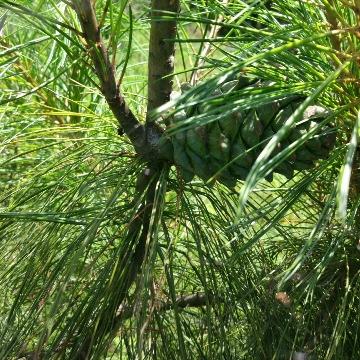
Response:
[0,0,360,359]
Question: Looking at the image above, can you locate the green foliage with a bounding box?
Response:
[0,0,360,359]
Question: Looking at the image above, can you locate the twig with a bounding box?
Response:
[324,2,341,52]
[71,0,147,153]
[147,0,180,120]
[1,44,65,124]
[117,5,133,87]
[98,0,111,29]
[115,292,216,323]
[190,0,229,85]
[17,292,217,359]
[1,0,82,35]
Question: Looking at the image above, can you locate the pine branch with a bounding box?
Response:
[115,292,217,323]
[64,2,181,357]
[71,0,147,153]
[147,0,180,120]
[17,293,217,359]
[74,170,161,359]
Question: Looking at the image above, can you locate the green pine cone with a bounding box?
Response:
[271,105,294,133]
[256,101,282,128]
[240,110,264,149]
[217,174,237,188]
[165,77,336,187]
[293,160,314,170]
[172,138,193,174]
[172,110,187,123]
[209,159,234,185]
[295,148,319,162]
[305,135,324,156]
[186,126,207,158]
[230,137,253,169]
[220,80,240,93]
[208,122,231,164]
[186,147,212,181]
[218,112,243,142]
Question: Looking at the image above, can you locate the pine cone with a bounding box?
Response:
[167,78,336,187]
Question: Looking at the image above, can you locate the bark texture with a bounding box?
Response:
[147,0,180,118]
[72,0,146,153]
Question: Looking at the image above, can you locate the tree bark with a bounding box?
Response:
[72,0,146,153]
[147,0,180,119]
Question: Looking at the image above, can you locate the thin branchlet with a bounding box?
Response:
[72,0,148,154]
[147,0,180,121]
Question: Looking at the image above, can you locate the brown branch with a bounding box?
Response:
[147,0,180,120]
[324,2,342,52]
[17,292,217,359]
[116,292,216,322]
[71,0,147,153]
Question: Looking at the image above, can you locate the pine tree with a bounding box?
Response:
[0,1,359,359]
